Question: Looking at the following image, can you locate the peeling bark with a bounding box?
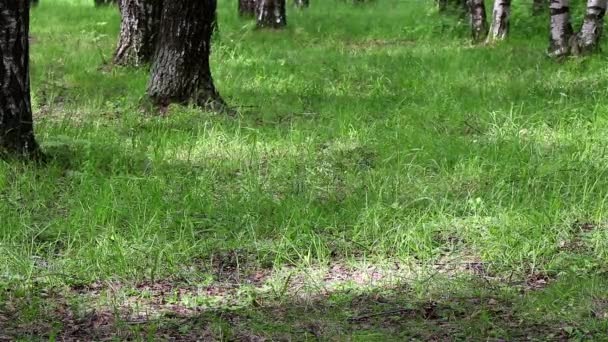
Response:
[469,0,488,43]
[256,0,287,28]
[239,0,256,17]
[548,0,573,57]
[147,0,226,112]
[487,0,511,42]
[0,1,42,159]
[573,0,607,53]
[114,0,162,66]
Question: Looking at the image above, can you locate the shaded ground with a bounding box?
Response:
[2,256,607,340]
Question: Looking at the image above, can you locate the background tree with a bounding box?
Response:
[147,0,226,112]
[239,0,257,17]
[256,0,287,28]
[548,0,573,57]
[469,0,488,42]
[573,0,607,53]
[114,0,162,66]
[487,0,511,42]
[0,1,42,159]
[294,0,309,8]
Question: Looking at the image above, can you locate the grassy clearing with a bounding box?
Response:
[2,0,608,339]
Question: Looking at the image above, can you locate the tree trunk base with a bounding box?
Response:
[0,136,44,162]
[239,0,257,17]
[548,0,574,58]
[147,0,227,114]
[486,0,510,43]
[256,0,287,28]
[114,0,162,67]
[574,0,607,54]
[0,1,43,161]
[469,0,489,43]
[294,0,309,8]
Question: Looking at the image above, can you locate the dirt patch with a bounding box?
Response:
[591,298,608,320]
[0,258,597,340]
[524,273,553,291]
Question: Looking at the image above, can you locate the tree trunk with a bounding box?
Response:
[294,0,309,8]
[469,0,488,43]
[0,1,42,159]
[548,0,574,57]
[573,0,607,54]
[239,0,257,16]
[532,0,546,15]
[487,0,511,42]
[147,0,226,112]
[114,0,162,66]
[256,0,287,28]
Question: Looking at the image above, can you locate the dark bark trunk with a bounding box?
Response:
[469,0,488,43]
[487,0,511,42]
[572,0,607,54]
[114,0,162,66]
[239,0,257,17]
[256,0,287,28]
[95,0,118,6]
[0,1,42,159]
[294,0,309,8]
[548,0,573,57]
[148,0,226,112]
[532,0,546,15]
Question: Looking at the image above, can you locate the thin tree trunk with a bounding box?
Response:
[148,0,226,112]
[469,0,488,43]
[548,0,574,57]
[487,0,511,42]
[294,0,309,8]
[239,0,256,17]
[256,0,287,28]
[532,0,546,15]
[114,0,162,66]
[573,0,607,54]
[0,0,42,159]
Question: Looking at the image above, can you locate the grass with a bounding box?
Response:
[2,0,608,339]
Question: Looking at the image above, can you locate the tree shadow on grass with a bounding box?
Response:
[1,268,604,341]
[41,138,152,177]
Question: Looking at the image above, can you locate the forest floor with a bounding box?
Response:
[2,0,608,340]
